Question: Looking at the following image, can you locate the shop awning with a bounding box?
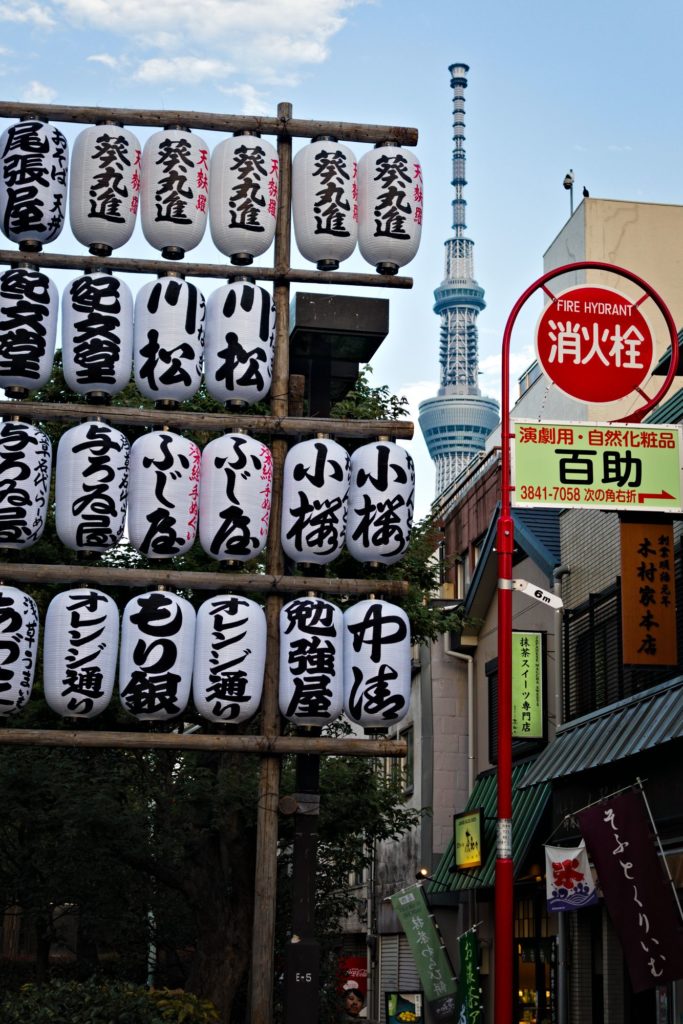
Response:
[428,761,551,895]
[520,676,683,789]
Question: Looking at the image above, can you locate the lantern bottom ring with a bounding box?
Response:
[4,386,29,399]
[376,261,399,276]
[161,245,185,261]
[316,258,340,271]
[230,252,254,266]
[88,242,113,258]
[18,239,41,253]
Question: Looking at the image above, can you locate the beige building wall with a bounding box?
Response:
[543,197,683,421]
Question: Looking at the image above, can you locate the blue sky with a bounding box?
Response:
[2,0,683,518]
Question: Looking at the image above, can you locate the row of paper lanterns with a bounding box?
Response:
[0,268,275,404]
[0,586,411,728]
[0,422,414,565]
[0,120,422,273]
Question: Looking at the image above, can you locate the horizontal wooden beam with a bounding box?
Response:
[0,562,410,597]
[0,727,407,757]
[0,401,414,440]
[0,102,418,147]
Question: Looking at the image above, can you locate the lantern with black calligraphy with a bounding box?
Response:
[69,125,141,256]
[193,595,266,723]
[0,586,39,716]
[279,596,343,727]
[292,138,357,270]
[281,438,350,565]
[209,134,278,264]
[0,266,58,397]
[55,421,129,552]
[199,433,272,562]
[141,128,209,259]
[0,420,51,548]
[343,599,410,728]
[204,280,275,405]
[128,431,200,559]
[62,272,133,398]
[119,590,195,721]
[134,275,205,404]
[358,144,423,274]
[346,441,415,565]
[43,589,119,718]
[0,120,68,250]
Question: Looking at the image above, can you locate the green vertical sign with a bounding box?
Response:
[454,931,483,1023]
[511,632,543,740]
[390,884,457,1012]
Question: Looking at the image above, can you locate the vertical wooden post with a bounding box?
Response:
[249,101,293,1024]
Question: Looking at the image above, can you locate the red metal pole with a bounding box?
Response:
[493,260,678,1024]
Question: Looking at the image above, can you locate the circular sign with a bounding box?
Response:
[535,284,655,403]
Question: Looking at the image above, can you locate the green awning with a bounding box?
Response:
[428,761,551,894]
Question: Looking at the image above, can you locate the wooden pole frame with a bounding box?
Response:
[0,97,418,1023]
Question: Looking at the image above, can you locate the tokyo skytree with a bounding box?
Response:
[419,63,499,496]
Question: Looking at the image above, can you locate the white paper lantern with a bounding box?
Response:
[0,266,58,396]
[0,120,68,249]
[119,590,195,720]
[343,599,411,727]
[0,586,39,716]
[204,281,275,405]
[0,421,51,548]
[55,421,129,552]
[128,430,200,558]
[134,276,205,403]
[280,596,343,726]
[209,134,278,264]
[43,588,119,717]
[62,272,133,397]
[292,138,357,269]
[199,433,272,562]
[141,128,209,259]
[193,595,266,723]
[358,145,423,274]
[281,438,350,564]
[346,441,415,565]
[69,125,141,256]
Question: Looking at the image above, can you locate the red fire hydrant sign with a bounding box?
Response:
[535,284,656,403]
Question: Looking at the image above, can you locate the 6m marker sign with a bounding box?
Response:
[535,284,656,403]
[511,420,683,512]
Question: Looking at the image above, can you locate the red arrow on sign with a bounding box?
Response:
[637,490,676,503]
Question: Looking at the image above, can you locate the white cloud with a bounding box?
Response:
[22,80,57,102]
[0,0,55,26]
[87,52,122,69]
[134,56,234,84]
[218,82,269,115]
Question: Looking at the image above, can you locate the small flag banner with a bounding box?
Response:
[454,931,483,1023]
[577,788,683,992]
[390,884,457,1021]
[544,841,598,912]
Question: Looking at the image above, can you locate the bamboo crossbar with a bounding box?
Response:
[0,563,410,597]
[0,727,407,756]
[0,401,414,440]
[0,248,414,289]
[0,102,418,147]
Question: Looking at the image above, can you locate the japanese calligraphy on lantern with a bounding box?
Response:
[577,789,683,992]
[0,266,58,393]
[0,119,68,247]
[209,135,278,262]
[0,586,39,716]
[0,420,52,548]
[343,599,410,727]
[620,521,678,666]
[69,125,141,254]
[454,808,483,870]
[193,595,266,724]
[198,433,272,562]
[281,438,350,564]
[512,421,683,512]
[62,272,133,397]
[279,596,343,726]
[511,631,544,740]
[535,285,655,403]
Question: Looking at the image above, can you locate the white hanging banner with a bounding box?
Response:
[43,588,119,718]
[55,421,129,552]
[343,599,411,727]
[119,591,196,721]
[199,433,272,562]
[62,272,134,397]
[0,421,52,549]
[69,124,141,255]
[193,595,266,723]
[127,431,200,559]
[280,596,344,726]
[545,841,598,912]
[0,586,39,716]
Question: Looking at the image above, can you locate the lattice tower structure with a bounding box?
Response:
[419,63,499,496]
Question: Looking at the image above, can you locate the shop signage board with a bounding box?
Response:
[511,632,544,740]
[511,420,683,513]
[535,284,656,403]
[454,808,484,870]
